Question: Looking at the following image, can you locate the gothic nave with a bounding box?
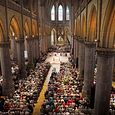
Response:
[0,0,115,115]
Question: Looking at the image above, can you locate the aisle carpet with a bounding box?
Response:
[33,53,69,115]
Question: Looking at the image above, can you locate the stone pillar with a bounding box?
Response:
[73,38,76,60]
[46,36,48,51]
[42,38,44,53]
[47,35,50,48]
[39,38,42,56]
[44,37,47,53]
[94,48,115,115]
[75,39,77,59]
[76,39,79,68]
[34,38,40,59]
[78,39,85,78]
[11,37,17,60]
[34,38,38,59]
[44,37,46,52]
[83,42,96,98]
[32,38,36,60]
[74,39,76,62]
[26,38,33,64]
[16,39,26,78]
[113,57,115,81]
[0,42,14,96]
[45,37,47,52]
[37,39,40,58]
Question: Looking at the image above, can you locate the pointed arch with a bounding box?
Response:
[51,5,55,21]
[9,16,20,38]
[101,0,115,48]
[9,26,14,37]
[107,7,115,48]
[24,19,30,37]
[82,15,86,38]
[76,19,80,36]
[88,5,97,41]
[32,21,37,36]
[58,5,63,21]
[0,20,4,42]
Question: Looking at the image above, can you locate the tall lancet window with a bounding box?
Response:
[66,6,70,20]
[51,5,55,21]
[58,5,63,21]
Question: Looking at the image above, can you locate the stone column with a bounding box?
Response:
[74,39,76,62]
[16,39,26,78]
[32,38,36,60]
[42,38,44,53]
[45,37,47,52]
[75,39,77,67]
[11,37,17,60]
[34,38,36,59]
[39,38,42,56]
[94,48,115,115]
[47,35,51,48]
[73,38,76,60]
[26,38,33,64]
[46,36,48,51]
[44,37,46,52]
[34,38,38,59]
[113,57,115,81]
[76,39,79,68]
[0,42,14,96]
[34,38,40,60]
[83,42,96,98]
[37,39,40,58]
[78,39,85,78]
[44,37,47,53]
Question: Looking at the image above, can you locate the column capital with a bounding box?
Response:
[34,37,39,40]
[77,38,84,44]
[26,38,33,41]
[96,48,115,57]
[16,38,24,43]
[0,42,10,47]
[73,35,77,39]
[85,41,96,48]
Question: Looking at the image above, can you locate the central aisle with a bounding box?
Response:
[33,53,69,115]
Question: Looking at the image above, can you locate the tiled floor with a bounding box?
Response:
[33,53,69,115]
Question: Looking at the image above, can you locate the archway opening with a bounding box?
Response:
[24,20,30,60]
[76,19,80,36]
[88,5,97,41]
[0,21,4,76]
[32,23,36,37]
[51,29,56,45]
[82,15,86,38]
[102,0,115,48]
[9,17,20,60]
[0,23,4,42]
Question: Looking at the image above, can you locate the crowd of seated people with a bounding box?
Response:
[0,63,19,97]
[0,59,51,115]
[39,52,48,63]
[0,48,114,115]
[110,88,115,114]
[40,62,92,115]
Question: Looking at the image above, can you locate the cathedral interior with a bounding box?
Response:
[0,0,115,115]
